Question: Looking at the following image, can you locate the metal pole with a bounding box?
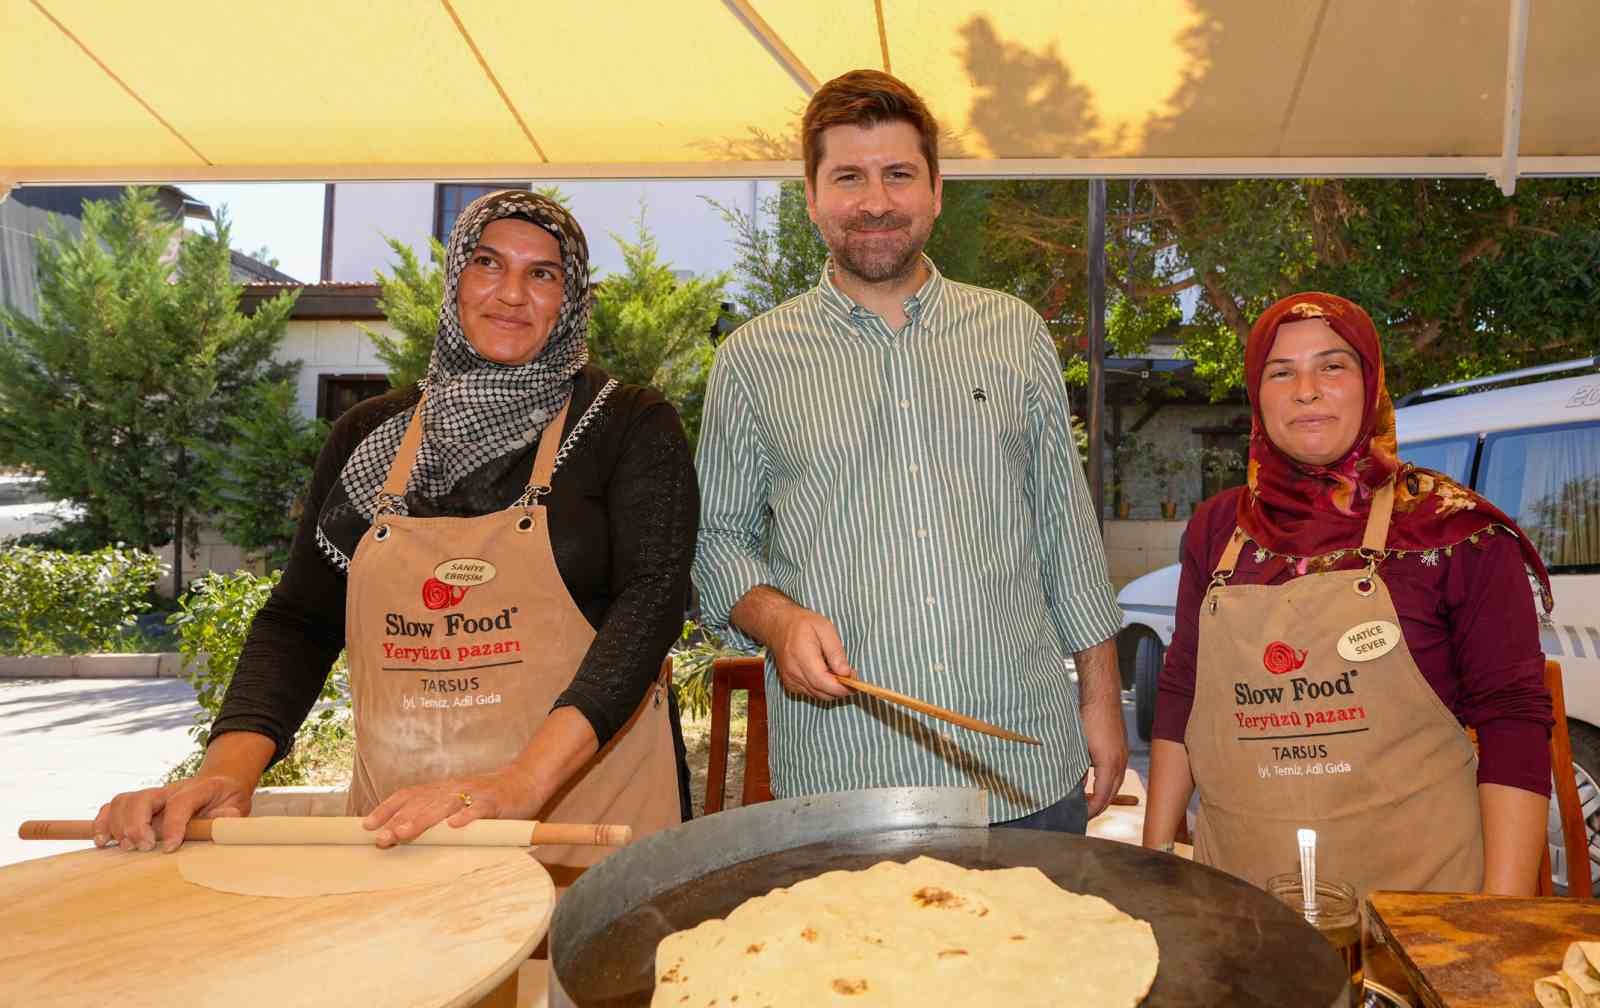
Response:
[1086,178,1107,526]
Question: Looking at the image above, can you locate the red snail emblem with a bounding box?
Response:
[421,578,469,611]
[1262,642,1308,675]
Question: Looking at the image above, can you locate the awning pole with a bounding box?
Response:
[0,179,12,205]
[1087,179,1107,527]
[1497,0,1531,196]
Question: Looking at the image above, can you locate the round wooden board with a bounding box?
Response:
[0,845,554,1007]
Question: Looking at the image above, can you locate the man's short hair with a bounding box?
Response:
[802,70,940,187]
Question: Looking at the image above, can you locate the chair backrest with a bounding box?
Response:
[1542,658,1592,899]
[703,656,774,815]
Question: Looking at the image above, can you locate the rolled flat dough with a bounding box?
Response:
[177,842,535,898]
[652,855,1159,1006]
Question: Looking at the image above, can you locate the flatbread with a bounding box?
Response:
[1536,942,1600,1008]
[652,856,1158,1006]
[177,842,533,898]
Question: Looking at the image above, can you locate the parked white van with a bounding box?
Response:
[1116,358,1600,891]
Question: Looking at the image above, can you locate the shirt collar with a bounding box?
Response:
[815,254,945,330]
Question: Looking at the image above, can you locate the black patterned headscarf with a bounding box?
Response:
[314,190,591,571]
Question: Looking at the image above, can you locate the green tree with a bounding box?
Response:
[710,183,828,321]
[0,187,297,591]
[242,244,280,270]
[983,177,1600,399]
[197,380,329,568]
[359,236,446,389]
[589,211,729,447]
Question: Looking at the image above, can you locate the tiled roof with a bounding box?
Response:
[240,281,384,320]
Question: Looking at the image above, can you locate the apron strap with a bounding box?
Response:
[1361,479,1396,555]
[1213,527,1247,577]
[376,393,430,513]
[376,393,574,516]
[1208,479,1397,603]
[512,397,574,509]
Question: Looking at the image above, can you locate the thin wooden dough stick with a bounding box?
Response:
[839,677,1042,745]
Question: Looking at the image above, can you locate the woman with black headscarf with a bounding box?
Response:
[94,191,698,878]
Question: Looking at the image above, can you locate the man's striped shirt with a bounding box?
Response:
[692,258,1123,821]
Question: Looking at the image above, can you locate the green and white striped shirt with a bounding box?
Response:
[692,258,1123,821]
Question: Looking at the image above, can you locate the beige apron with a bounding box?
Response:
[342,393,682,883]
[1187,480,1483,895]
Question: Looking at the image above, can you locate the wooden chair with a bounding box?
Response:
[703,656,775,814]
[1541,659,1592,898]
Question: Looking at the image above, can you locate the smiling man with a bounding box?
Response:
[692,70,1126,830]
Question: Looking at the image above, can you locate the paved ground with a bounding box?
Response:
[0,677,198,867]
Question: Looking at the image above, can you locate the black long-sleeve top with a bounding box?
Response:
[211,366,700,762]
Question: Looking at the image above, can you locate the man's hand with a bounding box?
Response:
[731,585,854,701]
[1075,637,1127,820]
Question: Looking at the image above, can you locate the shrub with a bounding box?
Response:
[168,570,350,785]
[196,379,328,568]
[0,545,164,654]
[670,619,750,719]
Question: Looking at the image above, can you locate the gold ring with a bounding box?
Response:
[457,792,473,808]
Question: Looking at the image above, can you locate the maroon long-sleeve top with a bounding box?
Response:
[1154,487,1553,796]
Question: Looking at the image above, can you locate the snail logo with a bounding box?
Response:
[971,387,988,402]
[1262,641,1308,675]
[422,558,498,610]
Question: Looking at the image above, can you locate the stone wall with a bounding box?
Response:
[1100,402,1250,520]
[154,521,265,597]
[1102,519,1186,592]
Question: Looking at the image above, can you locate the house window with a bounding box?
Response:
[433,183,529,245]
[318,374,391,424]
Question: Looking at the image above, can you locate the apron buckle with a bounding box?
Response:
[514,484,552,511]
[1355,547,1382,595]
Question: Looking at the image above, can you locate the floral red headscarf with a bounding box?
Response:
[1238,292,1552,608]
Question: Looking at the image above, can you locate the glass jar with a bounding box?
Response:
[1266,872,1363,996]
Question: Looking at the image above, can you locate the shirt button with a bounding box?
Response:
[898,399,910,409]
[932,664,945,674]
[916,528,929,539]
[909,464,920,476]
[925,595,936,606]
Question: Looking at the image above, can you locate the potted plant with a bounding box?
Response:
[1141,444,1193,520]
[1199,445,1247,507]
[1109,435,1144,519]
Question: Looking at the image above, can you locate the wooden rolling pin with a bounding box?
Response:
[18,816,632,847]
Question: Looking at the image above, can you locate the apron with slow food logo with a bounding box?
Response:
[1186,479,1483,895]
[342,390,681,882]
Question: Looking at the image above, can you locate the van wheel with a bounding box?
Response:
[1116,629,1141,690]
[1133,633,1164,743]
[1555,722,1600,895]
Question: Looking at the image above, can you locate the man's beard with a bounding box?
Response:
[828,212,929,284]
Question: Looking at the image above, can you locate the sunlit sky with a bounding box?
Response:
[180,183,325,283]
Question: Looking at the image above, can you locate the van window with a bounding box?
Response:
[1401,436,1476,484]
[1478,421,1600,573]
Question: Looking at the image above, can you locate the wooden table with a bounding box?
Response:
[0,845,554,1007]
[1366,890,1600,1007]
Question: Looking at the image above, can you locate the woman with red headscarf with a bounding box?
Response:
[1142,292,1554,897]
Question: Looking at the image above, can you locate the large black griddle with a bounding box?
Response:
[549,789,1350,1007]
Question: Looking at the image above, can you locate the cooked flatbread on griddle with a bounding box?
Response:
[651,855,1158,1006]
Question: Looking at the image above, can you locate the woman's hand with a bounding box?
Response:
[362,765,545,848]
[93,731,274,852]
[93,775,254,853]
